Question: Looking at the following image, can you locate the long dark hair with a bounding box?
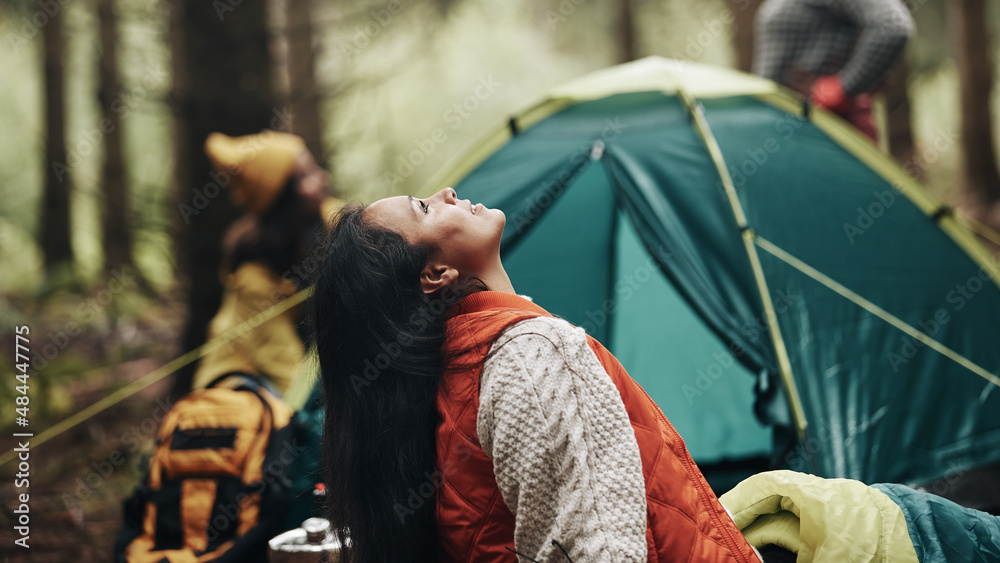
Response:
[231,179,323,283]
[311,204,456,562]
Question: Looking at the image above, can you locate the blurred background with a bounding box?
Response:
[1,0,999,559]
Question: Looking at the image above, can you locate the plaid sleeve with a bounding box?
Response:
[752,0,810,86]
[826,0,914,96]
[753,0,913,96]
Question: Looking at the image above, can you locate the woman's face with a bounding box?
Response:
[366,187,505,281]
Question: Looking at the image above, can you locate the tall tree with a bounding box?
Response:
[884,60,918,173]
[948,0,1000,214]
[169,0,276,395]
[41,0,74,275]
[285,0,326,168]
[731,0,763,72]
[616,0,637,63]
[97,0,134,271]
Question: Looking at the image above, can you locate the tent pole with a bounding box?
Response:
[755,235,1000,389]
[678,90,809,440]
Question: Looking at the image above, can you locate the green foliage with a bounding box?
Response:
[0,347,87,429]
[0,275,173,430]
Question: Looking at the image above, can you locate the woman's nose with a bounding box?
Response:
[437,187,457,204]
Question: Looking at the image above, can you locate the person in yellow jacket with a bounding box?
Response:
[192,131,344,396]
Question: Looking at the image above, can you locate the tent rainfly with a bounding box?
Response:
[427,57,1000,489]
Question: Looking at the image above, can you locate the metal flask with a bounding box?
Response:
[268,517,343,563]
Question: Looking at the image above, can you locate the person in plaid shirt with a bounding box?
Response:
[753,0,914,140]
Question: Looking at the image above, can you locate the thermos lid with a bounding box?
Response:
[269,517,342,558]
[303,517,329,544]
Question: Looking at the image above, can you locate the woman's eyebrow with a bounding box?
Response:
[407,195,418,215]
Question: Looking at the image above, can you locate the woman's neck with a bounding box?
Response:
[472,260,515,294]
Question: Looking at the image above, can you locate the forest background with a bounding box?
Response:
[1,0,999,560]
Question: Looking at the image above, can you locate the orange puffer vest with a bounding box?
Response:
[434,292,759,562]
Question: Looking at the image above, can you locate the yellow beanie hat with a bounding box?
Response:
[204,131,306,215]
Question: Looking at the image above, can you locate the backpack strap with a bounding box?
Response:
[206,371,282,399]
[225,378,281,485]
[113,481,153,562]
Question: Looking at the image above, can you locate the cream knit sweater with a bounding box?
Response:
[477,316,648,562]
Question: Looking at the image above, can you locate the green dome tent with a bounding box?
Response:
[426,57,1000,489]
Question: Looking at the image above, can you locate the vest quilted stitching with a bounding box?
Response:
[434,293,758,563]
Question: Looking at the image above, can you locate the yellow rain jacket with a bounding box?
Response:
[191,261,303,394]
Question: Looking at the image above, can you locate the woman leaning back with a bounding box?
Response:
[311,187,762,562]
[192,131,343,395]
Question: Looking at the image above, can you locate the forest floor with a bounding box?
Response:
[0,286,183,562]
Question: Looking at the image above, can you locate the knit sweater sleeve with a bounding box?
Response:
[477,316,647,562]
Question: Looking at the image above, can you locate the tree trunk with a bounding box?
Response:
[616,0,637,63]
[41,0,74,275]
[883,59,919,174]
[98,0,134,272]
[285,0,326,168]
[167,0,188,257]
[948,0,1000,212]
[732,0,763,73]
[169,0,276,397]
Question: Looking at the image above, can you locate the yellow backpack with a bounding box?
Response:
[115,375,297,562]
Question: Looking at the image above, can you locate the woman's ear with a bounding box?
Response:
[420,262,459,295]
